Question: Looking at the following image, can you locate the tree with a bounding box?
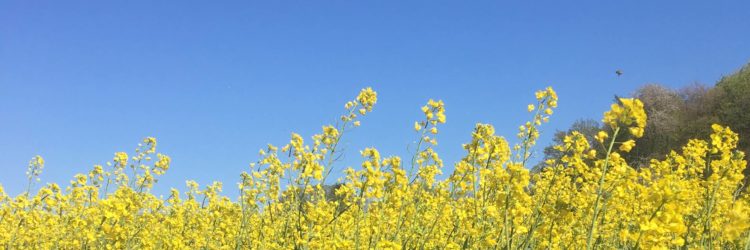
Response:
[540,62,750,182]
[627,84,684,164]
[533,119,601,172]
[715,63,750,180]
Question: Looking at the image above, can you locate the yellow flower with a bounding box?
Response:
[114,152,128,167]
[619,140,636,152]
[5,86,750,250]
[595,130,609,143]
[143,137,157,153]
[629,127,644,138]
[26,155,45,179]
[603,98,647,132]
[586,149,597,159]
[356,87,377,112]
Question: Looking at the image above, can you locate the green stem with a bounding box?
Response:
[586,127,620,250]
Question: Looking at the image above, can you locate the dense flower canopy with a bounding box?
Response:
[1,87,748,249]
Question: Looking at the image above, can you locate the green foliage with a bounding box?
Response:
[716,64,750,151]
[544,62,750,181]
[535,119,600,172]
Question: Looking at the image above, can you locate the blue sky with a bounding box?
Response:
[1,1,749,197]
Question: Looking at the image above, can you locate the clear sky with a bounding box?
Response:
[1,1,749,197]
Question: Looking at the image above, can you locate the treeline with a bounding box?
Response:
[538,62,750,179]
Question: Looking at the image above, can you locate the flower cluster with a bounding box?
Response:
[1,87,749,249]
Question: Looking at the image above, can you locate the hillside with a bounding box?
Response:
[539,62,750,181]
